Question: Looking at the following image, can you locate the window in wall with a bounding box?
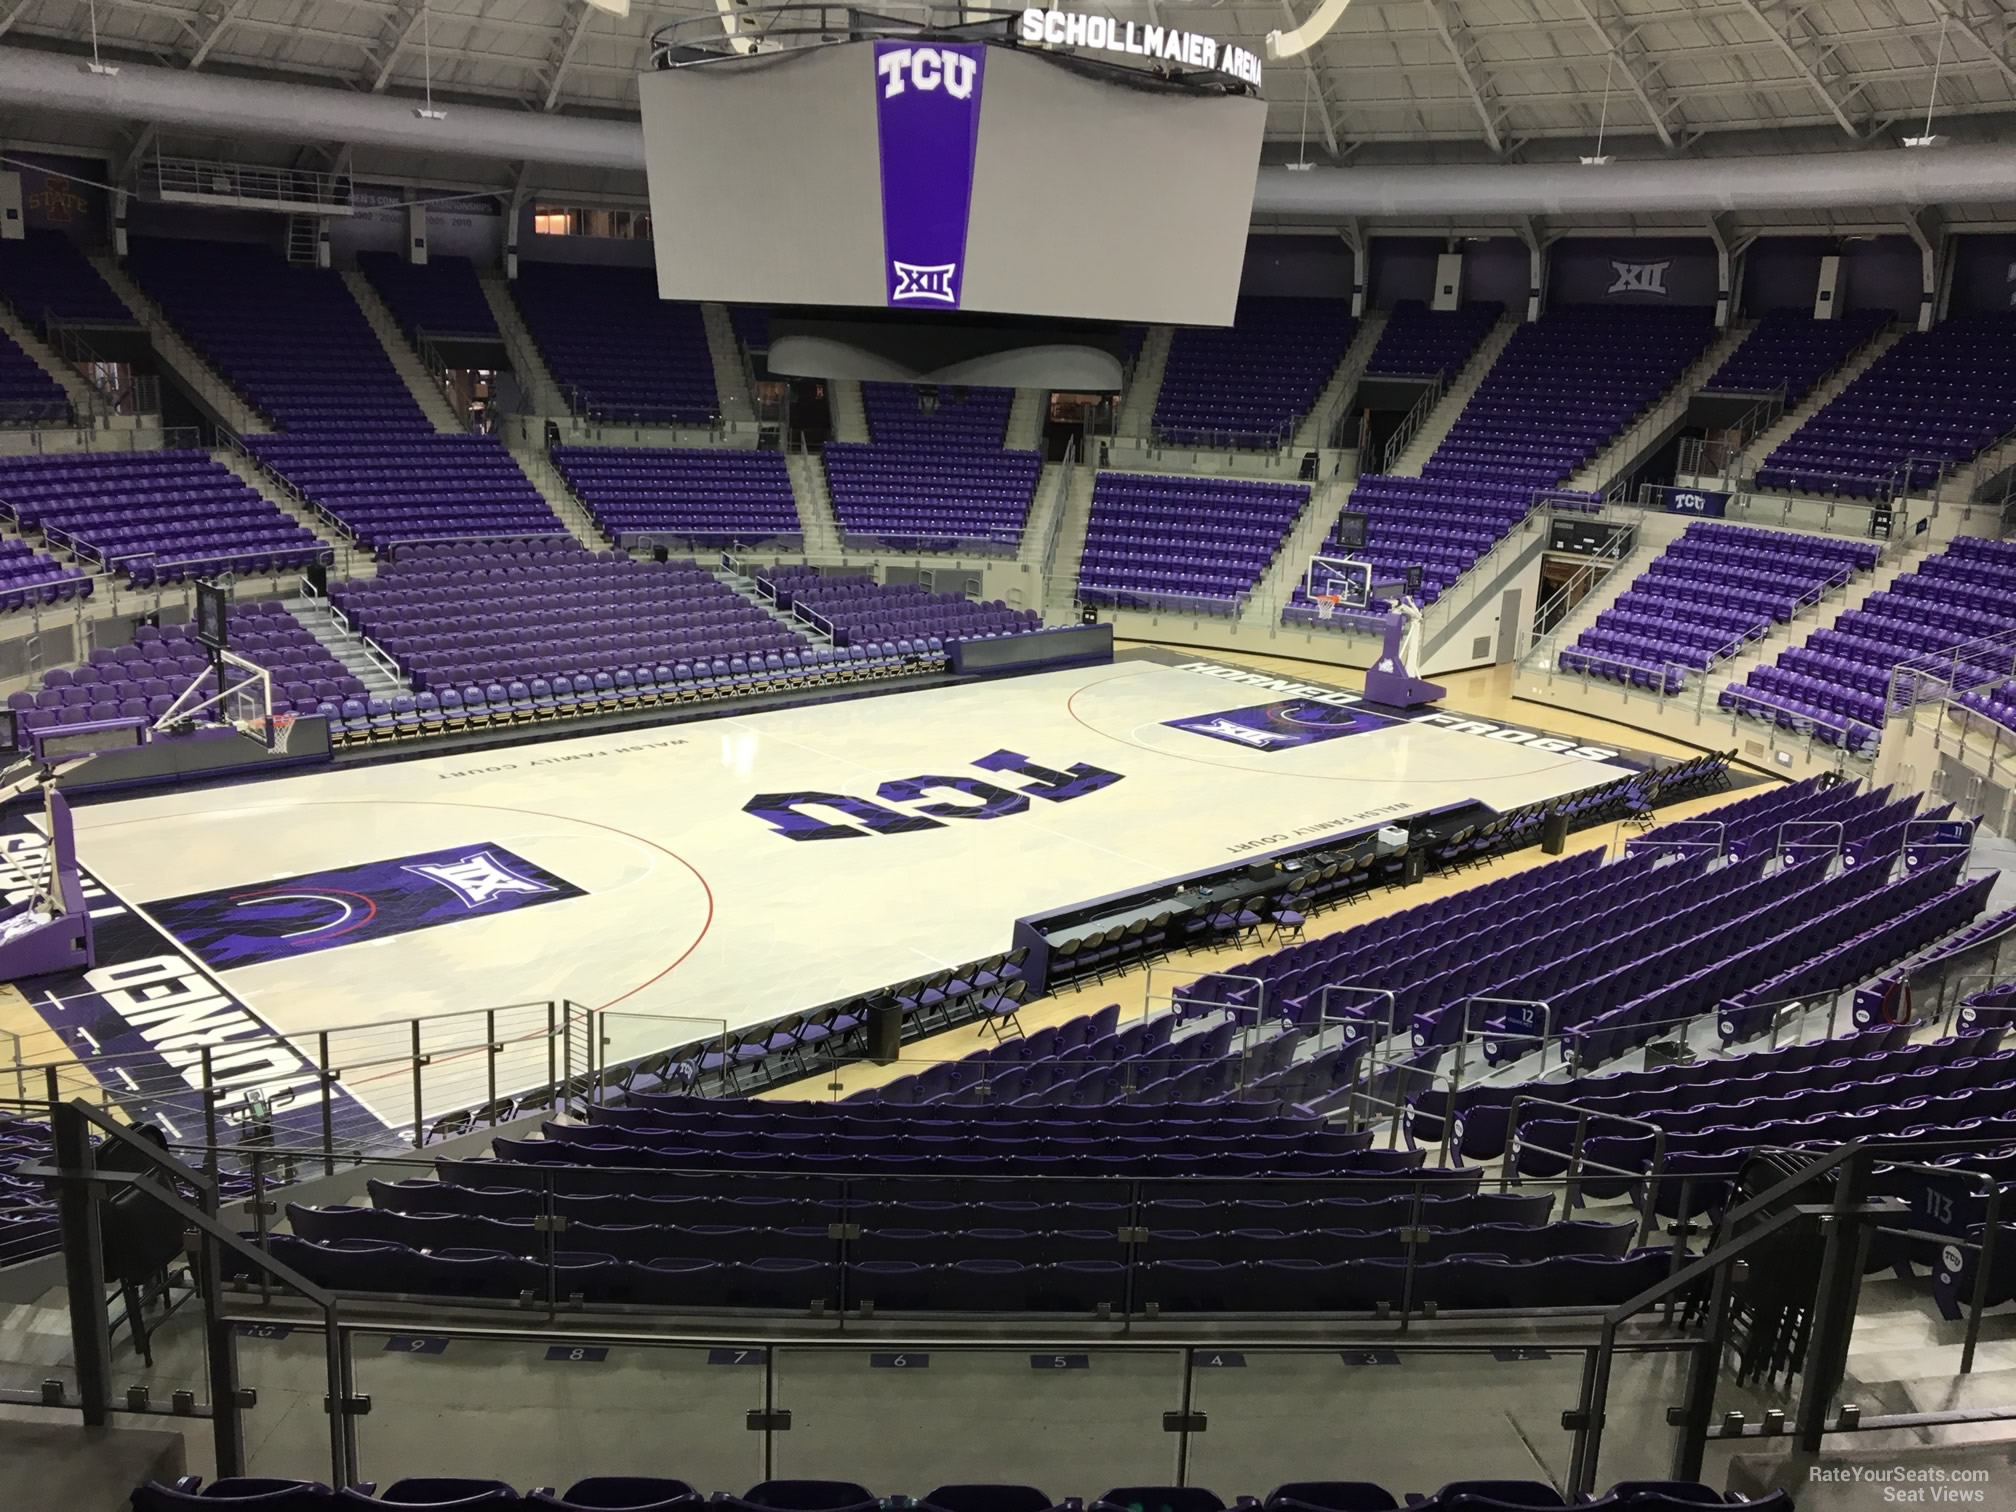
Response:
[532,201,652,240]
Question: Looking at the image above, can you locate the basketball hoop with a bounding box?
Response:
[1315,594,1343,622]
[240,711,298,755]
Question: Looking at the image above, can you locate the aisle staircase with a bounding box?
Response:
[1734,325,1908,479]
[211,445,356,558]
[341,272,465,434]
[0,306,100,421]
[286,596,406,697]
[700,303,756,428]
[787,450,844,556]
[1042,463,1101,614]
[480,276,565,417]
[1290,311,1388,453]
[1238,471,1358,628]
[1387,315,1519,476]
[1565,322,1754,496]
[1115,327,1173,440]
[89,253,269,435]
[502,440,607,551]
[1006,389,1045,451]
[830,380,869,443]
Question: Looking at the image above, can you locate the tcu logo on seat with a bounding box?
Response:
[745,749,1121,842]
[877,45,979,99]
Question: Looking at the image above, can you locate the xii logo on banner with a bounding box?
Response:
[1607,260,1671,297]
[874,42,987,311]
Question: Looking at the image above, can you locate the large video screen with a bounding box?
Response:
[639,43,1265,325]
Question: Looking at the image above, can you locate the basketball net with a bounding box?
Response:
[241,711,298,755]
[1315,594,1342,621]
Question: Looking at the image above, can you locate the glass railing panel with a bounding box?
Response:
[770,1342,1183,1490]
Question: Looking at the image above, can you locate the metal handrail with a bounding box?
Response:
[1376,370,1448,475]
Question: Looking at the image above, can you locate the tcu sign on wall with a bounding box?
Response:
[745,750,1122,841]
[1655,485,1728,518]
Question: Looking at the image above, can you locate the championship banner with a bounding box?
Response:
[1657,485,1728,518]
[873,41,986,310]
[144,843,586,970]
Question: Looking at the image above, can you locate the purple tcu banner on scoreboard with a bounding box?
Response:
[144,843,585,970]
[1165,700,1397,752]
[874,41,986,310]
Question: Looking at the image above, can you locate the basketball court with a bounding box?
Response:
[15,649,1670,1137]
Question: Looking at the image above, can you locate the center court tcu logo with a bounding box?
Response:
[874,40,986,311]
[1607,260,1672,296]
[404,849,558,908]
[746,749,1120,841]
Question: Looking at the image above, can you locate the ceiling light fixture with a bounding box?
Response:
[81,0,119,75]
[414,0,446,119]
[1580,50,1614,165]
[1905,18,1948,147]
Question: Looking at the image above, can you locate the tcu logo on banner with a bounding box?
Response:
[1607,260,1672,296]
[873,40,986,311]
[745,749,1120,841]
[877,46,979,99]
[1660,486,1727,518]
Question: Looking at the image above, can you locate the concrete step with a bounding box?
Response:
[1389,315,1520,477]
[1006,389,1045,451]
[210,446,358,560]
[700,303,756,427]
[1237,472,1355,628]
[1566,322,1754,495]
[830,380,870,443]
[1115,326,1173,440]
[1742,325,1909,467]
[1700,550,1924,699]
[1291,310,1388,453]
[1043,464,1101,610]
[788,450,844,554]
[480,276,565,417]
[90,253,270,435]
[286,596,407,695]
[0,306,98,415]
[503,442,608,551]
[1017,459,1069,570]
[341,271,465,433]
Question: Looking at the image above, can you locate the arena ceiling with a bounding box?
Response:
[0,0,2009,156]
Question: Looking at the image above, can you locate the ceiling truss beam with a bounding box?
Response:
[1565,0,1682,149]
[541,4,594,112]
[1920,0,2016,94]
[1279,0,1341,158]
[365,0,430,94]
[1418,0,1509,152]
[1731,0,1872,138]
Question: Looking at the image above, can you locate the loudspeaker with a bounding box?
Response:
[653,545,670,564]
[1542,810,1571,854]
[1402,848,1427,886]
[1080,607,1099,626]
[543,419,562,454]
[865,996,902,1064]
[306,562,328,596]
